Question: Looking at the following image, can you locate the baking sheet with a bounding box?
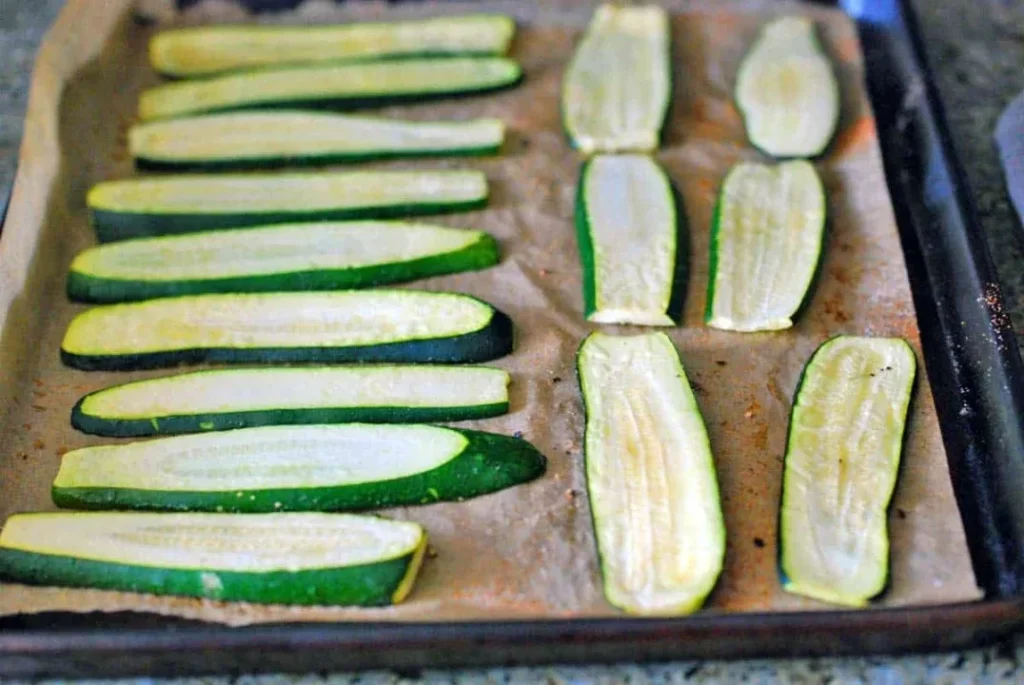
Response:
[0,0,981,626]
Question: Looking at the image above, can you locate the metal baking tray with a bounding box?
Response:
[0,0,1021,677]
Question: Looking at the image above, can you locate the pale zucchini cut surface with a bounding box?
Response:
[576,155,683,326]
[53,424,546,512]
[780,336,916,607]
[72,365,510,437]
[129,113,506,170]
[736,16,840,158]
[0,512,425,606]
[68,221,499,303]
[577,332,725,615]
[87,170,488,242]
[139,57,522,121]
[150,15,516,78]
[562,4,670,154]
[706,160,825,332]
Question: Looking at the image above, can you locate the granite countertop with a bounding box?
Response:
[1,0,1023,682]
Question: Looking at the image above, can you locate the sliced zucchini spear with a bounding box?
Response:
[60,291,513,371]
[129,113,506,170]
[149,15,516,78]
[779,336,916,607]
[706,160,825,332]
[71,365,510,437]
[68,221,499,303]
[53,424,546,512]
[0,512,425,606]
[139,57,522,121]
[562,4,670,154]
[577,332,725,615]
[736,17,840,158]
[576,155,684,326]
[87,170,488,242]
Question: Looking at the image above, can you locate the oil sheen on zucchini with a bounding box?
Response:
[576,155,684,325]
[129,113,506,170]
[706,160,825,332]
[87,170,488,242]
[149,15,516,78]
[0,512,425,606]
[779,336,915,607]
[577,332,725,615]
[736,17,840,158]
[60,291,513,371]
[139,57,522,121]
[562,4,670,154]
[53,424,546,512]
[71,365,510,437]
[68,221,499,303]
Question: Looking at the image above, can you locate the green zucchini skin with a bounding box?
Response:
[53,428,546,512]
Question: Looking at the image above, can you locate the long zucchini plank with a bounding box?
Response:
[576,155,684,326]
[0,512,425,606]
[139,57,522,121]
[736,17,840,158]
[577,332,725,615]
[706,160,825,332]
[562,4,670,154]
[129,113,506,170]
[87,170,488,242]
[68,221,499,303]
[54,425,546,512]
[150,15,516,78]
[779,336,915,607]
[61,291,513,371]
[72,365,510,437]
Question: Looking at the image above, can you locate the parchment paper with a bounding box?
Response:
[0,0,981,625]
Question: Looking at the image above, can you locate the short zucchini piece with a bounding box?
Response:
[577,332,725,615]
[576,155,684,326]
[736,17,840,157]
[0,512,425,606]
[129,113,506,170]
[61,291,513,371]
[67,221,499,303]
[139,57,522,121]
[706,160,826,332]
[71,365,509,437]
[562,4,670,154]
[53,424,546,512]
[779,336,916,607]
[150,15,515,78]
[87,170,488,242]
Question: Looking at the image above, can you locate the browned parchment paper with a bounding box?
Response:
[0,0,981,625]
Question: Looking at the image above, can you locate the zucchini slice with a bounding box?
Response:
[562,4,670,154]
[576,155,684,326]
[71,365,509,437]
[87,170,488,242]
[779,336,915,607]
[0,512,425,606]
[149,15,516,78]
[68,221,499,303]
[577,332,725,615]
[706,160,825,332]
[139,57,522,121]
[53,424,546,512]
[61,291,513,371]
[736,17,840,158]
[129,113,506,170]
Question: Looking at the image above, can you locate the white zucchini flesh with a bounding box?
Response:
[578,332,725,615]
[736,17,840,158]
[707,160,825,332]
[562,4,670,154]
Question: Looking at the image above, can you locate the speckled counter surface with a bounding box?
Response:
[0,0,1023,683]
